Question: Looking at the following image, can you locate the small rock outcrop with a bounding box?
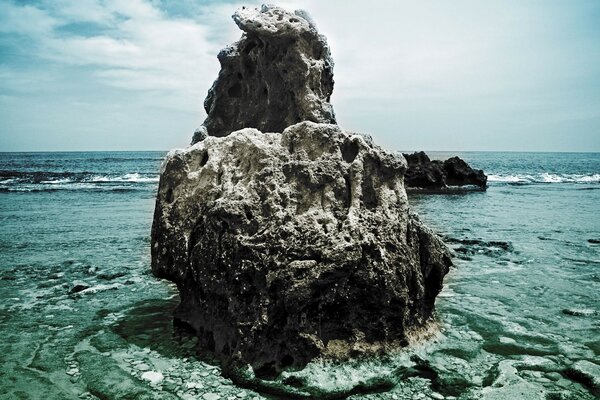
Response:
[403,151,487,190]
[152,5,452,376]
[192,5,336,143]
[565,360,600,396]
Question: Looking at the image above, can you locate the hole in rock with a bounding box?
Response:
[362,177,378,209]
[222,342,230,356]
[282,375,305,388]
[281,354,294,368]
[173,317,196,336]
[343,175,352,207]
[254,362,278,380]
[244,205,254,220]
[199,151,209,167]
[341,140,359,163]
[243,59,256,76]
[289,18,299,23]
[206,332,215,352]
[244,41,257,54]
[165,187,174,203]
[228,82,242,98]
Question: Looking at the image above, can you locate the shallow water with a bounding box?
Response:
[0,151,598,399]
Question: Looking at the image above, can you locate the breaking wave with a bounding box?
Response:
[487,173,600,184]
[89,173,159,183]
[0,170,158,192]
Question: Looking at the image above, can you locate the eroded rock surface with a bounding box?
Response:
[153,4,452,377]
[403,151,487,190]
[192,4,336,143]
[152,122,451,375]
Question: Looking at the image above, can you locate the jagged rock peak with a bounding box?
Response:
[192,4,336,143]
[233,4,318,37]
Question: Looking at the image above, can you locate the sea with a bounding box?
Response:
[0,151,598,399]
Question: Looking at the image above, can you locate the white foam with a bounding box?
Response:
[487,174,529,183]
[540,173,563,183]
[488,173,599,184]
[90,173,159,183]
[41,178,73,184]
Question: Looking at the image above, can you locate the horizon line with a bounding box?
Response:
[1,149,599,154]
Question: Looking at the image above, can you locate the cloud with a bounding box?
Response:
[0,0,599,151]
[0,0,229,113]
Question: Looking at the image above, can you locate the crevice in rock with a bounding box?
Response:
[199,151,209,167]
[340,140,359,163]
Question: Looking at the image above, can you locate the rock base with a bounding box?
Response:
[152,123,452,375]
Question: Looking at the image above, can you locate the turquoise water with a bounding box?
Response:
[0,151,598,399]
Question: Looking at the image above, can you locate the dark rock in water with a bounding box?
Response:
[192,4,336,143]
[403,151,445,189]
[153,4,451,377]
[69,281,90,294]
[445,237,513,252]
[562,308,597,317]
[403,151,487,190]
[565,360,600,395]
[446,237,513,260]
[97,271,126,281]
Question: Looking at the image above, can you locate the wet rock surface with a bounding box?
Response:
[403,151,487,190]
[192,4,335,143]
[153,122,452,375]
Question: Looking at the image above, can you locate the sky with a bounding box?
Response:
[0,0,599,152]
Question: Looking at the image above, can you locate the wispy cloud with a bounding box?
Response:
[0,0,599,151]
[0,0,237,111]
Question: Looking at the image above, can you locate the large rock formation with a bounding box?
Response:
[192,5,336,143]
[152,5,452,376]
[403,151,487,190]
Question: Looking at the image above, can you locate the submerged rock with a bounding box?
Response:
[152,4,451,377]
[565,360,600,395]
[403,151,487,190]
[75,351,175,400]
[192,4,335,143]
[69,281,90,294]
[562,308,597,317]
[141,371,164,385]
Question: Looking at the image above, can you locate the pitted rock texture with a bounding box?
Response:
[403,151,487,190]
[192,4,336,143]
[152,122,452,375]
